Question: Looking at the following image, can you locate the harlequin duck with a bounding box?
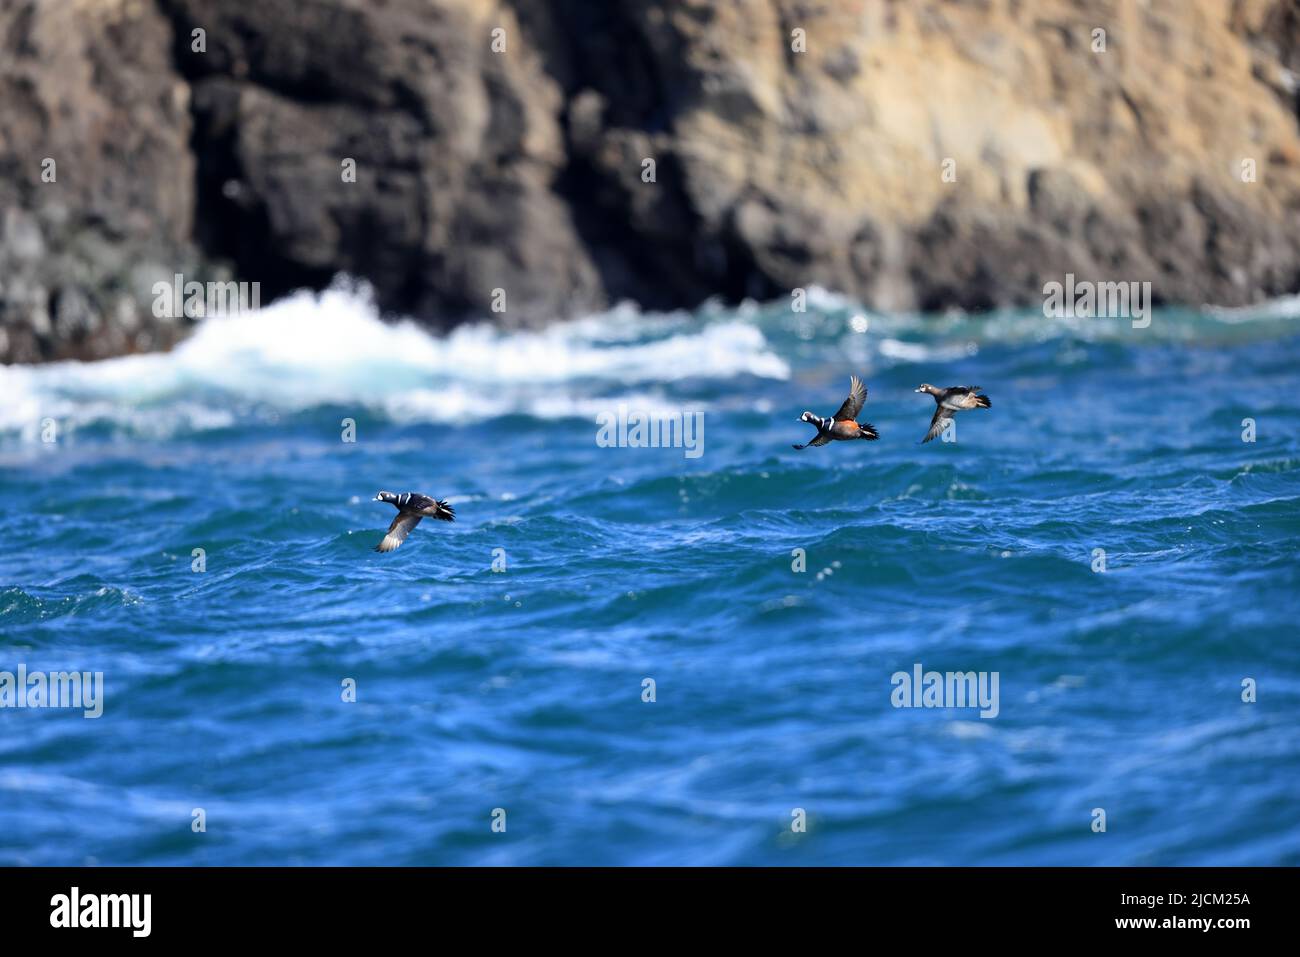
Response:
[372,491,455,552]
[915,384,991,443]
[793,375,880,449]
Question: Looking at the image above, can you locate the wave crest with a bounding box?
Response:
[0,286,790,440]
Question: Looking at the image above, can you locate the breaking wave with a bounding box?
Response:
[3,281,1298,442]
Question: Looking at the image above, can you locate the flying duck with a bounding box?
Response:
[373,491,455,552]
[793,375,879,449]
[915,384,991,443]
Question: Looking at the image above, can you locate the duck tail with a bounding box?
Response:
[975,395,991,409]
[434,500,455,521]
[860,423,879,440]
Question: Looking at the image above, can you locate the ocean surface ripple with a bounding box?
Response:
[1,287,1297,864]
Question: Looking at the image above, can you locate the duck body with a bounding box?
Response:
[915,384,991,443]
[373,490,455,552]
[793,375,880,449]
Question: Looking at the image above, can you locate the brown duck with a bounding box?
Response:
[793,375,879,449]
[915,384,991,443]
[373,491,455,552]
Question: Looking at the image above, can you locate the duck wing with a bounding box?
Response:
[923,407,955,443]
[939,386,980,410]
[792,431,833,450]
[376,513,422,552]
[832,375,868,421]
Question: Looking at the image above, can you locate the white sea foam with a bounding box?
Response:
[3,282,1297,442]
[1204,294,1300,323]
[0,285,789,440]
[877,337,975,362]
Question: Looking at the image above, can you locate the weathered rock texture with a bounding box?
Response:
[2,0,1299,362]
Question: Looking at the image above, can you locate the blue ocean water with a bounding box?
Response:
[1,287,1298,865]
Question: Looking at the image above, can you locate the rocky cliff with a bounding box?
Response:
[2,0,1299,363]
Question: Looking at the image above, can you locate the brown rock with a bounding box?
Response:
[2,0,1299,363]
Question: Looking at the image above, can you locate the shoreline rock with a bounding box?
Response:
[3,0,1299,363]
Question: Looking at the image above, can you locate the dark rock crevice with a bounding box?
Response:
[506,0,732,312]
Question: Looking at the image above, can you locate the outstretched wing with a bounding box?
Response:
[832,375,867,421]
[922,408,954,444]
[376,513,422,552]
[792,432,833,450]
[940,386,984,411]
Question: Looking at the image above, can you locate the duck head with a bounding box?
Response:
[915,384,936,395]
[374,490,395,503]
[799,411,817,424]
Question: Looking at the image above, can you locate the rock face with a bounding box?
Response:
[0,0,201,363]
[2,0,1299,363]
